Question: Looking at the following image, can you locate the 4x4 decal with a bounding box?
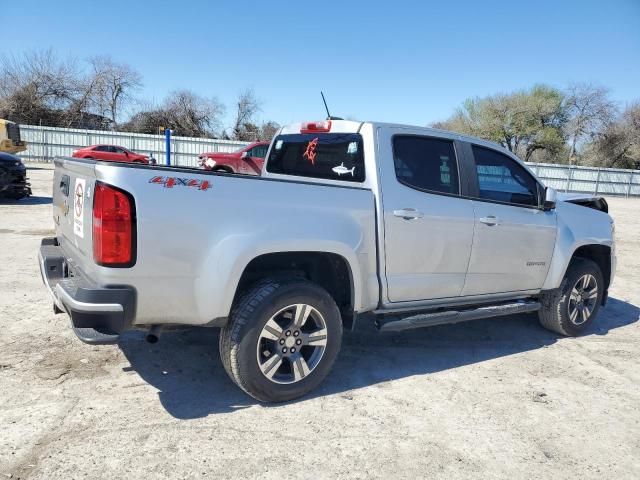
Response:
[149,176,212,191]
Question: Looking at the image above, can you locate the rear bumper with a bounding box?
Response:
[38,237,136,343]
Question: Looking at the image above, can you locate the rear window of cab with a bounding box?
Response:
[266,133,365,182]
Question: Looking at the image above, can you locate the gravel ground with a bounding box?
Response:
[1,165,639,479]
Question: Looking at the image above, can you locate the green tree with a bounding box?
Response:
[433,85,567,161]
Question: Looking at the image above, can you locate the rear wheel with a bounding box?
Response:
[219,277,342,402]
[538,258,603,336]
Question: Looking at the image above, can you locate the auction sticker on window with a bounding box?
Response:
[73,178,86,238]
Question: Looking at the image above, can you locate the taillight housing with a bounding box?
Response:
[300,120,331,134]
[93,182,136,267]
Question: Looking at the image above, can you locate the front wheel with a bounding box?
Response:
[219,278,342,402]
[538,258,604,336]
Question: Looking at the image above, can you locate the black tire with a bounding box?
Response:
[2,191,27,200]
[538,258,604,336]
[219,277,342,402]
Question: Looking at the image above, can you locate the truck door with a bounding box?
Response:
[102,146,120,161]
[378,129,475,303]
[462,145,557,296]
[241,145,267,175]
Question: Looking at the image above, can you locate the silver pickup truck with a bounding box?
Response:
[39,120,616,402]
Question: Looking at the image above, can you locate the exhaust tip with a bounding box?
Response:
[145,325,161,344]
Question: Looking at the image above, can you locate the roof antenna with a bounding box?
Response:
[321,91,343,120]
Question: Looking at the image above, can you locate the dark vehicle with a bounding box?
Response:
[0,152,31,200]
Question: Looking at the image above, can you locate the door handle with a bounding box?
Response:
[393,208,424,220]
[479,215,499,226]
[59,175,70,197]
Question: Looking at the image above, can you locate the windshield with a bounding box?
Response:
[266,133,365,182]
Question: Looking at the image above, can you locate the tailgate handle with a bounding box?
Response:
[59,175,70,197]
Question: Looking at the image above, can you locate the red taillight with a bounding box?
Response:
[300,120,331,134]
[93,182,135,266]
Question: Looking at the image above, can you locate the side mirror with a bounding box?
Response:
[124,151,129,157]
[543,187,557,210]
[241,151,249,159]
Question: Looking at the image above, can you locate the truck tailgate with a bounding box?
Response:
[52,158,96,266]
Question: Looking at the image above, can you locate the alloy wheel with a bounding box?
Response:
[256,304,328,384]
[568,274,598,325]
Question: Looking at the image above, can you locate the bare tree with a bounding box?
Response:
[0,49,80,125]
[0,50,137,129]
[87,56,142,127]
[259,121,280,141]
[584,102,640,169]
[166,90,225,137]
[564,83,617,164]
[231,88,261,140]
[122,90,225,137]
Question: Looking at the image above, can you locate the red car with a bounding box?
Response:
[198,141,269,175]
[72,145,150,164]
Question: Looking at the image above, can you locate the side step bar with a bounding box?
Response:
[377,300,541,333]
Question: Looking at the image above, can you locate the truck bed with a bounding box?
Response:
[50,157,379,327]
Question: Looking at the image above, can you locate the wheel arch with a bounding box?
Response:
[233,251,357,329]
[571,244,611,294]
[542,202,614,295]
[543,240,612,304]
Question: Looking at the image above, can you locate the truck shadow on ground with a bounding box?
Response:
[118,297,639,419]
[0,195,52,205]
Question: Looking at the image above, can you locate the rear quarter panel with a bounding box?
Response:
[86,165,378,326]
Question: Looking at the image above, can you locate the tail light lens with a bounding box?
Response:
[300,120,331,134]
[93,182,135,266]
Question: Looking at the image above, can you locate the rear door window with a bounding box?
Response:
[266,133,365,182]
[392,135,460,195]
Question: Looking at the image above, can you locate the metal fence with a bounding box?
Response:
[19,124,248,167]
[17,124,640,197]
[527,162,640,197]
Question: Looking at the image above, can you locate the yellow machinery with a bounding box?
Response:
[0,119,27,154]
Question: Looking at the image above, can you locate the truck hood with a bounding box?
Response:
[0,152,26,170]
[557,192,608,213]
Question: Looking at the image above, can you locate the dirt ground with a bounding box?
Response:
[1,165,639,480]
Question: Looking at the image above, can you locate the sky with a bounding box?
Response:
[2,0,640,129]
